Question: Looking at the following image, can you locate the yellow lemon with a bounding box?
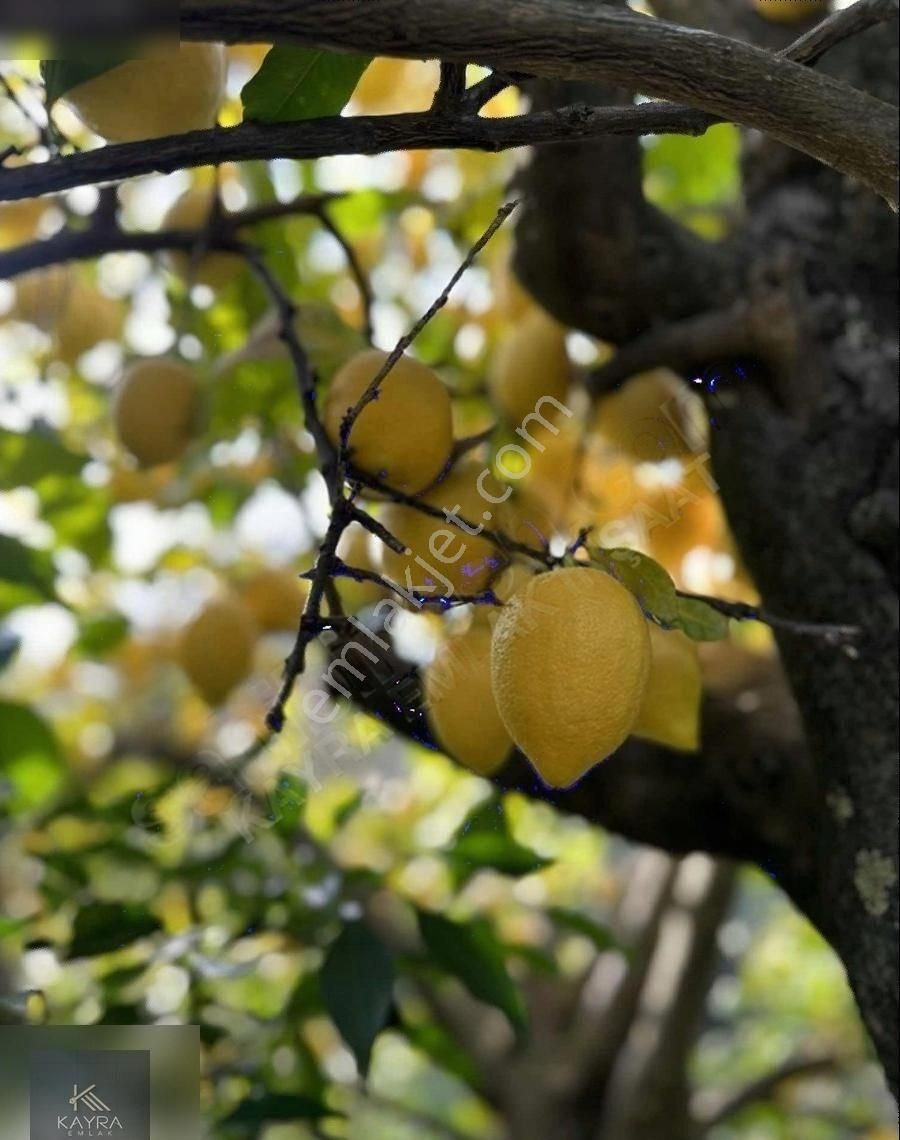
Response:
[113,358,201,467]
[240,567,308,632]
[323,348,453,493]
[593,369,702,462]
[491,566,651,787]
[644,487,728,577]
[178,597,257,705]
[632,625,702,751]
[380,460,508,603]
[424,625,513,776]
[500,484,559,553]
[13,267,123,363]
[63,43,227,142]
[752,0,828,23]
[0,199,46,249]
[351,58,439,114]
[492,249,535,321]
[162,189,244,291]
[489,308,572,428]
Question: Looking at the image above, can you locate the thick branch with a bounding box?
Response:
[179,0,899,203]
[0,103,709,204]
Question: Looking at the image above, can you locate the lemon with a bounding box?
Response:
[113,358,201,467]
[63,43,227,142]
[424,625,513,776]
[13,267,124,363]
[632,625,702,751]
[240,568,308,632]
[752,0,828,23]
[492,249,535,321]
[500,484,559,553]
[380,459,508,603]
[489,308,572,427]
[491,566,651,787]
[645,487,728,578]
[0,199,46,249]
[323,348,453,493]
[351,58,439,114]
[593,369,702,462]
[179,597,257,705]
[162,189,244,291]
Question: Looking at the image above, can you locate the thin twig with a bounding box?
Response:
[315,201,375,342]
[699,1053,837,1129]
[431,62,468,113]
[676,590,860,644]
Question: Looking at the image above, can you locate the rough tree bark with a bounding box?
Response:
[510,10,899,1100]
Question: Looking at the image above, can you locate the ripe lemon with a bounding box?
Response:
[380,460,508,603]
[593,369,702,462]
[516,418,582,523]
[63,43,227,142]
[752,0,828,23]
[113,358,201,467]
[178,597,257,705]
[0,199,46,249]
[323,348,453,493]
[491,566,651,787]
[162,189,244,291]
[13,267,124,363]
[351,58,439,114]
[489,308,572,428]
[632,625,702,751]
[424,625,513,776]
[644,487,728,577]
[240,567,308,632]
[500,485,559,553]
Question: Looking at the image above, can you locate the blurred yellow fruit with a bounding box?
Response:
[240,567,308,632]
[162,189,244,290]
[492,250,535,321]
[351,58,439,114]
[489,309,572,427]
[113,358,201,467]
[519,419,583,522]
[491,566,651,787]
[335,522,391,612]
[0,199,45,249]
[500,485,559,553]
[633,625,702,751]
[593,369,701,462]
[752,0,828,23]
[63,43,227,142]
[424,625,512,776]
[323,349,453,493]
[380,460,508,602]
[178,597,257,705]
[228,44,272,73]
[645,487,728,577]
[13,266,123,363]
[108,464,173,503]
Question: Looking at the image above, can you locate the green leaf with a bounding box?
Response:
[221,1093,338,1127]
[447,798,550,883]
[41,55,129,109]
[591,548,678,623]
[0,701,65,814]
[0,916,29,939]
[548,907,621,952]
[674,595,730,641]
[268,773,308,839]
[0,534,56,605]
[320,922,394,1075]
[68,903,162,959]
[417,910,526,1034]
[75,612,129,657]
[241,46,370,123]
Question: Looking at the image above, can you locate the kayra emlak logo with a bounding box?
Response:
[58,1081,122,1136]
[30,1050,150,1140]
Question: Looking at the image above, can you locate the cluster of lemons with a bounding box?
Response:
[4,39,785,784]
